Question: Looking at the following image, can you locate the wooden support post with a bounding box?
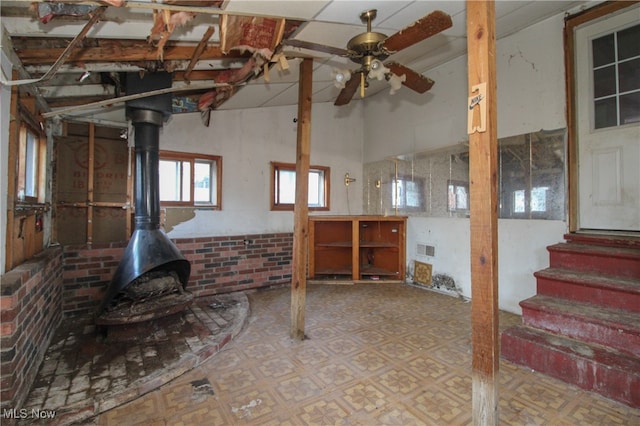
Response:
[290,58,313,340]
[87,122,95,245]
[467,1,499,425]
[5,72,19,270]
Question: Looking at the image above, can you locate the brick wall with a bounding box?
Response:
[0,232,292,411]
[62,241,127,317]
[182,233,293,297]
[62,232,293,317]
[0,247,63,410]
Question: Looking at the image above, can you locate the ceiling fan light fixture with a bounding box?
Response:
[388,73,406,95]
[332,69,351,89]
[368,59,389,81]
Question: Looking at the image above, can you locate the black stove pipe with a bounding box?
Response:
[97,98,190,317]
[133,110,162,231]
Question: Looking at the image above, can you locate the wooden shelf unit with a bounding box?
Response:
[308,215,407,282]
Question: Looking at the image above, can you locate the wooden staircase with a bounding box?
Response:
[501,233,640,408]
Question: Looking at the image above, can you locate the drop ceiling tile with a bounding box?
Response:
[293,21,366,53]
[222,0,329,20]
[314,1,412,26]
[217,82,292,110]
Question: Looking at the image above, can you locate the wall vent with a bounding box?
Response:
[416,243,435,257]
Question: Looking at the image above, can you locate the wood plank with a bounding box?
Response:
[352,218,360,280]
[466,1,499,425]
[184,26,216,82]
[14,40,247,65]
[87,123,95,246]
[36,6,106,84]
[41,82,230,119]
[5,72,19,270]
[173,69,230,81]
[290,58,313,340]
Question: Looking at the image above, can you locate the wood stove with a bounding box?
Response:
[96,73,192,326]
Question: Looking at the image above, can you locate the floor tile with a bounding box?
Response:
[39,283,640,425]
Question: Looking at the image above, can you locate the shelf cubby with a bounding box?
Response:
[308,215,406,282]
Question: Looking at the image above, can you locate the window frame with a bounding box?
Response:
[159,150,222,209]
[392,175,425,211]
[447,179,469,213]
[590,22,640,130]
[17,123,46,204]
[270,161,330,211]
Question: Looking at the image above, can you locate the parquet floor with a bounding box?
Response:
[96,284,640,425]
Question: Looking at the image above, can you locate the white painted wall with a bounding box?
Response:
[1,50,12,275]
[407,218,566,313]
[363,14,570,314]
[159,102,364,238]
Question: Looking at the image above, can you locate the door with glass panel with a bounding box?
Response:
[575,5,640,231]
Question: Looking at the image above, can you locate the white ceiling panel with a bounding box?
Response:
[314,1,412,25]
[222,0,330,20]
[293,21,368,52]
[218,82,291,109]
[259,84,304,107]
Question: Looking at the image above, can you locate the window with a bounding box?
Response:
[591,23,640,129]
[271,162,330,210]
[392,176,425,210]
[159,150,221,208]
[17,124,45,203]
[513,186,551,214]
[447,180,469,212]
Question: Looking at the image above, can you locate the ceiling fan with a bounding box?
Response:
[282,9,453,106]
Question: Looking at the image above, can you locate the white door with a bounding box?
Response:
[575,5,640,232]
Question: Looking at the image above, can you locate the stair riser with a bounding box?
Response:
[501,332,640,408]
[536,276,640,313]
[521,307,640,358]
[549,251,640,279]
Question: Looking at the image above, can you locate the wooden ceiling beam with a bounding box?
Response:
[46,96,115,109]
[14,40,249,65]
[173,69,229,81]
[184,26,216,82]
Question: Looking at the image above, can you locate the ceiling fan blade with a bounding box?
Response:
[334,71,362,106]
[281,39,350,57]
[382,10,452,53]
[386,62,434,93]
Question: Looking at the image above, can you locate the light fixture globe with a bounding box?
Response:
[331,68,352,89]
[368,59,390,80]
